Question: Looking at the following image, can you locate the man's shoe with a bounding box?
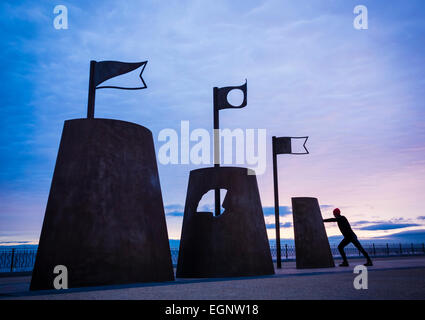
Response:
[339,262,349,267]
[364,261,373,266]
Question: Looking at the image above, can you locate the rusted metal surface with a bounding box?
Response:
[30,118,174,290]
[292,197,335,269]
[177,167,274,278]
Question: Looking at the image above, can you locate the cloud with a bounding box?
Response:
[164,204,184,211]
[359,223,420,231]
[263,206,292,217]
[373,229,425,243]
[266,222,292,229]
[165,211,184,217]
[352,217,424,229]
[417,216,425,220]
[0,240,32,244]
[320,205,334,209]
[164,204,184,216]
[351,220,381,226]
[327,229,425,244]
[198,204,214,212]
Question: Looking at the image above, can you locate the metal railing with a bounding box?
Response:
[0,249,37,273]
[270,242,425,261]
[1,243,424,273]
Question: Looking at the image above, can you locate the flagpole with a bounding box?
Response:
[272,136,282,269]
[213,87,220,216]
[87,60,96,119]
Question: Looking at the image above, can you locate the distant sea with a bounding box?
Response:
[1,233,425,251]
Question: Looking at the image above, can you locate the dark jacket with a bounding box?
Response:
[323,215,357,239]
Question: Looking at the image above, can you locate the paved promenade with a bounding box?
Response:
[1,256,424,300]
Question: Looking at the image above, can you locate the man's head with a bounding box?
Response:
[333,208,341,217]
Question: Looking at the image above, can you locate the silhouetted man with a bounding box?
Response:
[323,208,373,267]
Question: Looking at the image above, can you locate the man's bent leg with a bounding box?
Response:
[338,238,350,266]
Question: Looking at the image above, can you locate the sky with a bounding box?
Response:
[1,0,425,245]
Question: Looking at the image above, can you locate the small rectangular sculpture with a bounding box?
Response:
[292,197,335,269]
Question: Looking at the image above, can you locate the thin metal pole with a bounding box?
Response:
[87,60,96,119]
[272,136,282,268]
[213,87,220,216]
[386,243,389,256]
[10,248,15,272]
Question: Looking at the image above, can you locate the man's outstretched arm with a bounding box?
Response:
[323,218,337,222]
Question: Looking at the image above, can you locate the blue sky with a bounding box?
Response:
[1,0,425,244]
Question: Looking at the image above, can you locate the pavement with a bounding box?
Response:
[1,256,425,300]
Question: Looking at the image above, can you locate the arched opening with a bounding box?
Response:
[196,189,228,216]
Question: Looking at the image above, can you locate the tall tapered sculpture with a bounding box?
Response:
[30,61,174,290]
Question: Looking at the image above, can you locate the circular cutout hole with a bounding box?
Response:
[226,89,244,107]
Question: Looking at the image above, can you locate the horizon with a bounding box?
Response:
[1,0,425,245]
[3,230,425,248]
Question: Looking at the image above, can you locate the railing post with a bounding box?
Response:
[372,243,376,256]
[285,244,288,259]
[10,248,15,272]
[423,243,425,254]
[399,243,402,255]
[386,243,389,256]
[411,243,414,255]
